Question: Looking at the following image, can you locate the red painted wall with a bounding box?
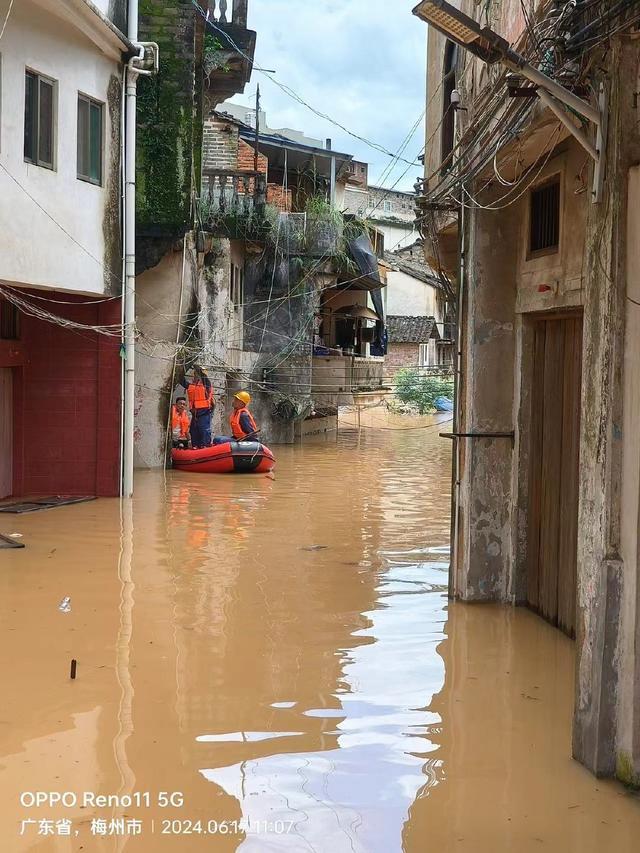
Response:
[9,292,122,497]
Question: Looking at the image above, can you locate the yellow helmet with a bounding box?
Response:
[234,391,251,405]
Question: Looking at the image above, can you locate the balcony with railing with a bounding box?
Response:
[207,0,248,26]
[203,1,256,107]
[201,168,267,237]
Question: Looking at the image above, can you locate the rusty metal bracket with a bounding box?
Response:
[440,431,515,447]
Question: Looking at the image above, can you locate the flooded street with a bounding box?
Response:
[1,411,639,852]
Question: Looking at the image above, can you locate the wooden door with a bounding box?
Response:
[0,368,12,499]
[527,314,582,637]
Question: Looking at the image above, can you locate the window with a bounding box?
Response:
[383,200,392,212]
[0,300,19,340]
[77,95,103,184]
[529,179,560,255]
[24,70,55,169]
[441,41,458,174]
[419,343,430,367]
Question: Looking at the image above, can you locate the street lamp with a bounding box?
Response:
[412,0,509,63]
[413,0,607,201]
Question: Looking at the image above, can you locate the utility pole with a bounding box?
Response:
[254,84,260,173]
[327,138,336,208]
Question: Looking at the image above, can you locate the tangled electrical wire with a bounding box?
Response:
[418,0,640,219]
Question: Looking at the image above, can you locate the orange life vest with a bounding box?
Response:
[230,406,258,440]
[187,380,212,412]
[171,406,190,439]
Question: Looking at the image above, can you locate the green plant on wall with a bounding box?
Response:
[204,33,230,78]
[136,0,202,232]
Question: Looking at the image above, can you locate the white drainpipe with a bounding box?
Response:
[122,0,157,496]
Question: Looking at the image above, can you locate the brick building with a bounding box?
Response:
[386,316,440,377]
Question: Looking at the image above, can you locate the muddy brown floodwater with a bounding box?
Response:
[1,410,639,852]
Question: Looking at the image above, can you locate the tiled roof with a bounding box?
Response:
[385,242,444,288]
[387,315,438,344]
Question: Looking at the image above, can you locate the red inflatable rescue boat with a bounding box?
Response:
[171,441,275,474]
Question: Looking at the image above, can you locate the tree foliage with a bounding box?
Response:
[395,369,454,414]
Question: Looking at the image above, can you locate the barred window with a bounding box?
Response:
[530,179,560,255]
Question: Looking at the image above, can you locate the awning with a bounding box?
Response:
[333,305,380,321]
[346,234,385,292]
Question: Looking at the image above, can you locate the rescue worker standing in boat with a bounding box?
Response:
[212,391,259,444]
[181,366,214,448]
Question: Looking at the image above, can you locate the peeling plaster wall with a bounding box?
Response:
[134,245,199,469]
[455,197,518,600]
[571,41,638,778]
[134,237,242,466]
[618,164,640,785]
[454,41,640,778]
[423,0,640,782]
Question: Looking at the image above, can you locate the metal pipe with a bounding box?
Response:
[536,89,598,161]
[128,0,138,41]
[123,60,137,497]
[450,183,465,600]
[119,68,127,497]
[123,0,140,497]
[504,52,600,125]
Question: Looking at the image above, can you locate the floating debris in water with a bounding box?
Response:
[301,545,329,552]
[9,533,23,539]
[70,659,77,680]
[58,597,72,614]
[270,701,297,709]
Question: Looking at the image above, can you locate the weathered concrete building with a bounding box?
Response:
[414,0,640,783]
[201,110,389,439]
[344,180,419,250]
[133,0,256,467]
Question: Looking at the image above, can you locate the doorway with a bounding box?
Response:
[0,368,12,499]
[526,313,583,637]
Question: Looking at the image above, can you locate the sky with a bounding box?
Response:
[236,0,427,192]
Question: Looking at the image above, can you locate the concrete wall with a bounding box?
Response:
[374,221,418,252]
[0,0,123,296]
[385,269,438,316]
[134,245,198,469]
[618,165,640,787]
[423,0,640,780]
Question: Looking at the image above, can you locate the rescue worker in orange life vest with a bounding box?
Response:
[212,391,259,445]
[180,366,214,448]
[171,397,191,449]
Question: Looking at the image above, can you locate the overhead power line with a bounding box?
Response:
[192,1,421,167]
[0,0,15,41]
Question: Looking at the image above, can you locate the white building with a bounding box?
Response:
[0,0,131,499]
[0,0,130,296]
[344,180,419,252]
